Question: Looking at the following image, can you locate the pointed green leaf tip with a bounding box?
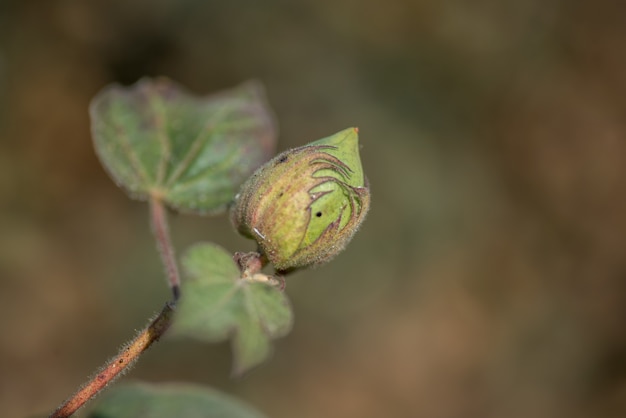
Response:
[170,243,293,375]
[230,127,370,273]
[90,77,277,214]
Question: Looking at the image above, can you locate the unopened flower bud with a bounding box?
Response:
[230,127,370,273]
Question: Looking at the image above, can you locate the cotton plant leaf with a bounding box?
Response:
[87,382,268,418]
[90,78,277,214]
[170,243,293,374]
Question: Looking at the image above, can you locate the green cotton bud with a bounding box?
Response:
[230,127,370,274]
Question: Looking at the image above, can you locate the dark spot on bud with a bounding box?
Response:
[316,211,322,217]
[279,192,284,197]
[278,155,288,163]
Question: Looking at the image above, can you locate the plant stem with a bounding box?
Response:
[150,195,181,300]
[49,303,175,418]
[51,197,183,416]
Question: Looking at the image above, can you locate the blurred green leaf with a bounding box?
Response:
[88,381,268,418]
[170,243,293,374]
[90,78,277,214]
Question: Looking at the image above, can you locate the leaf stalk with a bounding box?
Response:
[150,195,181,300]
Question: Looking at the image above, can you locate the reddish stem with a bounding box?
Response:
[49,303,175,418]
[150,195,181,300]
[50,196,183,416]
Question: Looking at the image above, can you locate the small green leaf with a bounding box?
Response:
[90,78,277,214]
[170,243,292,374]
[88,382,268,418]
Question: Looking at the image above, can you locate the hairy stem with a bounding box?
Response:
[150,195,181,300]
[49,303,175,418]
[50,196,184,416]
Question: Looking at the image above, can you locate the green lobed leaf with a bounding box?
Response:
[88,381,268,418]
[170,243,293,374]
[90,78,277,214]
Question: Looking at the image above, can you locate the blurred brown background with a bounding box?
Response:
[1,0,626,417]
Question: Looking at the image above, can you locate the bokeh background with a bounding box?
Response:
[2,1,626,417]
